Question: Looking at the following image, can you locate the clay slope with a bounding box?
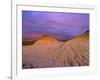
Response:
[22,33,89,68]
[34,35,60,45]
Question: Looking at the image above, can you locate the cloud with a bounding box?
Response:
[22,11,89,41]
[22,32,44,40]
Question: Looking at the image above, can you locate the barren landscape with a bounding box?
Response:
[22,32,89,69]
[22,11,89,69]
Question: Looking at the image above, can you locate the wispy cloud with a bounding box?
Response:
[22,11,89,41]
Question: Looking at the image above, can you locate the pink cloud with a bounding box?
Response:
[47,15,86,26]
[22,32,44,40]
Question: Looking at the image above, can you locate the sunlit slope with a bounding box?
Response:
[34,35,59,45]
[22,32,89,68]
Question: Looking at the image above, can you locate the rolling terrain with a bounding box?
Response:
[22,32,89,69]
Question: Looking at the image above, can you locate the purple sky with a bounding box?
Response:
[22,11,89,41]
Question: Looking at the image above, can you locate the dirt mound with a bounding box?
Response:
[34,35,59,45]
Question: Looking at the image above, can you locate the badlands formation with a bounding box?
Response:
[22,32,89,69]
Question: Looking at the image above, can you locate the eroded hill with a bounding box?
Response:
[22,32,89,68]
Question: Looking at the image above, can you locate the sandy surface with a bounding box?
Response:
[22,33,89,69]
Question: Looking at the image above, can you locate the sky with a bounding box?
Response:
[22,11,89,41]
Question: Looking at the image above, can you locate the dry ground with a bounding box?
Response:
[22,33,89,69]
